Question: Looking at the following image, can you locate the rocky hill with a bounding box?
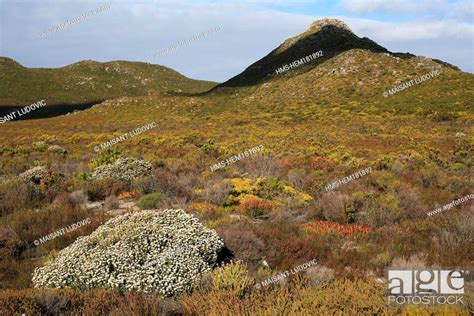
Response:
[215,19,458,89]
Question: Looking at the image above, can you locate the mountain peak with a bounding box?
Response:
[275,19,354,55]
[308,18,352,33]
[215,19,390,88]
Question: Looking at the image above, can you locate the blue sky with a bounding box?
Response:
[0,0,472,82]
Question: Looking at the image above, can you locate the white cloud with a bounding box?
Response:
[341,0,447,15]
[345,18,474,41]
[453,0,474,20]
[344,17,474,72]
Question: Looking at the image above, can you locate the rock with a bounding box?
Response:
[308,18,352,33]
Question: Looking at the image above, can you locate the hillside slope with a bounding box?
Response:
[0,58,217,107]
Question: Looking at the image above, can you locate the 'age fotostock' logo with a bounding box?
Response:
[387,269,466,306]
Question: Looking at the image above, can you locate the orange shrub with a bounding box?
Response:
[303,221,371,237]
[239,196,274,218]
[117,190,138,200]
[309,156,334,170]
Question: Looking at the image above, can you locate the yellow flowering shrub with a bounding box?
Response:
[228,178,258,194]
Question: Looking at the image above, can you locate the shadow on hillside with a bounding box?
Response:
[0,100,104,121]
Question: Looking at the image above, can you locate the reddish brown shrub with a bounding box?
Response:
[254,221,319,269]
[202,177,232,205]
[309,156,334,171]
[395,183,425,219]
[151,165,199,203]
[84,178,127,201]
[0,178,35,217]
[0,288,175,316]
[303,221,371,237]
[239,196,274,219]
[317,191,351,223]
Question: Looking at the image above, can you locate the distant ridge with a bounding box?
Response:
[0,58,217,107]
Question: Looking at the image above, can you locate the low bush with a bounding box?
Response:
[286,168,306,189]
[202,178,232,205]
[212,261,254,296]
[318,191,351,223]
[132,175,158,195]
[91,158,152,184]
[239,196,274,218]
[84,178,127,201]
[69,190,88,206]
[150,165,199,203]
[181,278,394,315]
[303,221,371,237]
[305,265,336,286]
[137,192,164,209]
[18,166,65,202]
[240,155,281,178]
[0,288,172,315]
[88,148,121,169]
[216,221,266,271]
[0,178,34,216]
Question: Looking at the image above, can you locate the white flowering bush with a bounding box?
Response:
[32,209,224,297]
[19,166,48,184]
[18,166,64,195]
[91,157,152,183]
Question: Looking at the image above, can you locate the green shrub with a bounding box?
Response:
[133,176,158,195]
[259,176,284,199]
[420,164,446,188]
[197,139,219,155]
[212,261,254,295]
[374,155,395,170]
[89,148,121,169]
[137,192,164,209]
